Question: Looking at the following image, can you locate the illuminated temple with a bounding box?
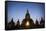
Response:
[21,9,34,28]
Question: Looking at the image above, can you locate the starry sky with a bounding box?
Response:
[6,1,45,24]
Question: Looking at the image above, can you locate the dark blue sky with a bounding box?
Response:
[7,2,45,24]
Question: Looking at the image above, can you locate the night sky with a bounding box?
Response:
[7,2,45,24]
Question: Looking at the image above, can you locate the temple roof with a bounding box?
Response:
[25,9,30,17]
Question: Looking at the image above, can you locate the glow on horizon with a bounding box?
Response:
[7,2,45,24]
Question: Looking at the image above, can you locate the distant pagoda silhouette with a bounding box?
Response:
[21,9,34,29]
[9,18,15,25]
[40,17,45,28]
[7,18,15,30]
[15,19,20,29]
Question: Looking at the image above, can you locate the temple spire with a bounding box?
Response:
[11,18,13,22]
[25,9,30,18]
[27,9,29,14]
